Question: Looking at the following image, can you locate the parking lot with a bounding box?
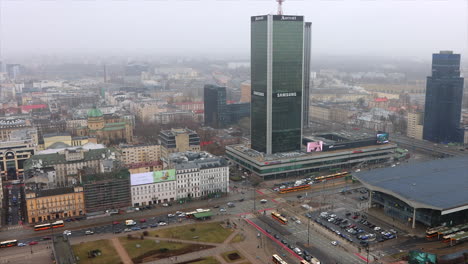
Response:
[302,187,402,250]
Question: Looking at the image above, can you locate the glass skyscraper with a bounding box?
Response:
[251,14,307,154]
[204,84,228,128]
[423,51,465,143]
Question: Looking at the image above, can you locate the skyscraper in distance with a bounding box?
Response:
[250,14,306,154]
[204,84,228,128]
[423,51,464,143]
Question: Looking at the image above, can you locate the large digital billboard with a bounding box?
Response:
[130,169,176,186]
[307,141,323,152]
[376,133,389,144]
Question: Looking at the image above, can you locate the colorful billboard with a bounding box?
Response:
[376,133,389,144]
[130,169,176,186]
[307,141,323,152]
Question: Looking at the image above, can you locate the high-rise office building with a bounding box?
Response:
[423,51,465,143]
[303,22,312,129]
[250,14,305,154]
[204,84,228,128]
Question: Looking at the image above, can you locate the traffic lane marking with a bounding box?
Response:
[245,218,303,261]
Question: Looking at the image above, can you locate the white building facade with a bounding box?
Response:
[130,152,229,206]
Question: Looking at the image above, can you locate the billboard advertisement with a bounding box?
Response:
[131,169,176,186]
[307,141,323,152]
[376,133,389,144]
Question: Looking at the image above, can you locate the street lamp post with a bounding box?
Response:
[307,211,310,245]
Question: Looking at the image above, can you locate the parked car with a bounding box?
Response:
[63,230,72,236]
[85,230,94,235]
[29,241,38,245]
[112,221,120,225]
[140,219,147,223]
[131,226,141,231]
[150,223,158,228]
[158,222,167,226]
[124,228,132,232]
[220,208,227,212]
[331,241,338,246]
[167,214,175,218]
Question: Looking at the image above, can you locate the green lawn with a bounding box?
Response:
[229,233,244,243]
[119,237,190,259]
[119,237,214,263]
[150,222,233,243]
[72,239,122,264]
[221,250,245,263]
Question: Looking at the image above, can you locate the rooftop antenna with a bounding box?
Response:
[277,0,284,15]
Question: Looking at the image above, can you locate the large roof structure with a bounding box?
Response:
[354,157,468,215]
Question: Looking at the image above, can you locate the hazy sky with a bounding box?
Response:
[1,0,467,59]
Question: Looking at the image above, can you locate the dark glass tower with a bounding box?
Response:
[251,15,305,154]
[204,84,228,128]
[423,51,464,143]
[303,22,312,129]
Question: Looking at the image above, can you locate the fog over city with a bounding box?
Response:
[1,0,467,59]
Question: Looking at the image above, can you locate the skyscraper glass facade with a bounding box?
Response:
[423,51,464,143]
[204,84,228,128]
[251,15,304,154]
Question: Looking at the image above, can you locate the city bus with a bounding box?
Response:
[272,254,288,264]
[271,211,288,225]
[52,220,64,228]
[279,184,311,194]
[0,240,18,248]
[34,223,52,231]
[313,172,349,183]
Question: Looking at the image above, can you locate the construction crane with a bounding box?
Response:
[277,0,285,15]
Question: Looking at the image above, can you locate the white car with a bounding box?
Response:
[124,228,132,232]
[374,226,381,231]
[167,214,175,218]
[260,199,267,203]
[85,230,94,235]
[158,222,167,226]
[162,203,169,207]
[295,220,301,225]
[331,241,338,246]
[63,230,71,236]
[18,242,27,247]
[220,208,227,212]
[328,218,335,222]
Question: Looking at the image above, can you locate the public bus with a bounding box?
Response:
[0,240,18,248]
[186,209,210,218]
[279,184,311,194]
[313,172,349,183]
[34,223,52,231]
[272,254,289,264]
[52,220,64,228]
[271,211,288,225]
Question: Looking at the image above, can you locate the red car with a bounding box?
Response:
[29,241,38,245]
[112,221,120,225]
[139,219,147,223]
[352,215,359,219]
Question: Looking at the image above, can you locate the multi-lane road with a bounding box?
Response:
[0,180,369,264]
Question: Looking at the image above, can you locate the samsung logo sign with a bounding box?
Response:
[281,16,297,21]
[253,91,265,96]
[276,92,297,98]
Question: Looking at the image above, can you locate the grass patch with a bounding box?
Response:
[221,250,244,263]
[72,239,122,264]
[178,256,221,264]
[229,233,245,243]
[230,175,242,181]
[119,237,214,264]
[150,222,233,243]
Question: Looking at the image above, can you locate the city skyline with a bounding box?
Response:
[0,0,466,59]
